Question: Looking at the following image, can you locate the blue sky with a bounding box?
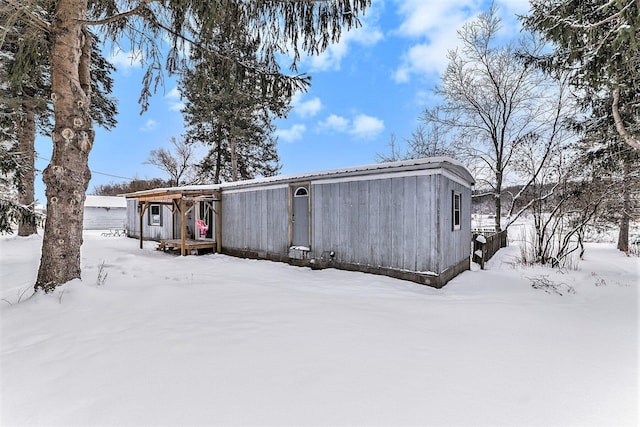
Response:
[34,0,530,202]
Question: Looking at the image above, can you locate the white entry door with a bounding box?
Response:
[292,186,310,247]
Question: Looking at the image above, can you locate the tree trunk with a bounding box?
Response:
[230,133,238,182]
[214,139,222,184]
[17,99,37,236]
[612,88,640,152]
[617,158,631,253]
[35,1,93,293]
[494,170,502,232]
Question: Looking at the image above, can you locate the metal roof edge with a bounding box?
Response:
[125,157,474,199]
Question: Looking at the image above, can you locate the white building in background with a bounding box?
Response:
[83,195,127,230]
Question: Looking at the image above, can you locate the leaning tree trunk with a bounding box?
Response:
[617,158,631,253]
[35,0,94,293]
[17,99,37,236]
[612,88,640,152]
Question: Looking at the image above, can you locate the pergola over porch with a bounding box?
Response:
[132,187,222,256]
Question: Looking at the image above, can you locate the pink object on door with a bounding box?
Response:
[195,219,208,237]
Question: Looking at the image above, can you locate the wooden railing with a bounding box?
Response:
[472,229,508,269]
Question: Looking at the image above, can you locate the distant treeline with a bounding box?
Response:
[92,178,173,196]
[472,185,530,216]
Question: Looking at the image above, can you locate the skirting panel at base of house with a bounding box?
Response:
[222,247,470,289]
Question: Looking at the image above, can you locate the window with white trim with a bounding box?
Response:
[452,192,461,231]
[149,204,162,226]
[294,187,308,197]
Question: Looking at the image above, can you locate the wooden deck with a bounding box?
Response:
[157,239,216,255]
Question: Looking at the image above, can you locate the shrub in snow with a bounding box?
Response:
[591,272,607,287]
[527,275,575,296]
[517,226,580,270]
[96,261,109,286]
[1,286,32,305]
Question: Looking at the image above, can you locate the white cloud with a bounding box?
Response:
[109,50,143,71]
[318,113,384,140]
[140,119,158,132]
[392,0,478,82]
[287,2,384,73]
[168,102,185,112]
[277,124,306,143]
[393,36,457,82]
[293,95,323,118]
[319,114,350,133]
[166,87,180,99]
[392,0,533,82]
[308,23,384,72]
[165,87,185,112]
[395,0,477,37]
[497,0,532,16]
[350,114,385,138]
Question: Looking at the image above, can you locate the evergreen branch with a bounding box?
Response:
[145,11,309,87]
[560,0,634,30]
[87,2,273,80]
[82,0,158,26]
[1,0,50,33]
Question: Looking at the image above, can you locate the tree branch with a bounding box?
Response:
[1,0,50,33]
[82,0,158,26]
[612,87,640,151]
[560,0,634,30]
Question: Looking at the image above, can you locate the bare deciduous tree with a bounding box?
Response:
[376,110,454,163]
[376,133,404,163]
[518,157,610,268]
[423,6,550,231]
[145,137,199,187]
[504,75,580,227]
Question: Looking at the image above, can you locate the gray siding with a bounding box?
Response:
[312,174,441,273]
[415,175,438,273]
[438,176,472,272]
[124,160,473,281]
[221,187,288,254]
[126,199,174,240]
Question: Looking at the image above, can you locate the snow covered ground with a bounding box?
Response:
[1,231,638,426]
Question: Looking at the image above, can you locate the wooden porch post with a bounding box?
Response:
[139,201,149,249]
[171,200,179,240]
[180,197,187,256]
[215,194,222,253]
[139,202,143,249]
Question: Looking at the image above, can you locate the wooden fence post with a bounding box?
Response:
[472,230,508,270]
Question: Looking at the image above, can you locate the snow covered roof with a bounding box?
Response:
[84,195,127,208]
[126,157,475,199]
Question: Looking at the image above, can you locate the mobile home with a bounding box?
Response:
[126,157,474,287]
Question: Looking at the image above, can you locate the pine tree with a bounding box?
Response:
[0,9,117,236]
[0,13,49,235]
[181,29,291,183]
[522,0,640,151]
[523,0,639,250]
[3,0,369,292]
[577,89,640,253]
[0,141,39,234]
